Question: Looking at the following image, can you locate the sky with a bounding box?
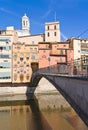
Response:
[0,0,88,40]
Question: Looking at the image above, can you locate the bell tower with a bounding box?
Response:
[22,13,30,35]
[45,22,60,42]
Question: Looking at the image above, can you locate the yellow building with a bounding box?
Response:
[12,42,32,83]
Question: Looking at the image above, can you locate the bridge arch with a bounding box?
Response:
[30,72,88,126]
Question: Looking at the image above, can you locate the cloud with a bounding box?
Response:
[60,32,68,41]
[41,9,52,19]
[40,0,57,19]
[0,7,18,16]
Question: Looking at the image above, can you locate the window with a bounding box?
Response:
[20,65,24,72]
[17,46,20,50]
[26,56,29,60]
[0,62,11,68]
[46,44,49,48]
[31,54,38,59]
[0,72,11,79]
[17,61,20,64]
[23,21,25,26]
[0,54,10,59]
[26,54,30,60]
[14,64,17,71]
[47,26,49,30]
[60,50,63,55]
[54,25,56,30]
[0,47,3,51]
[31,55,35,59]
[47,32,50,37]
[26,74,30,80]
[54,32,56,36]
[6,46,10,50]
[20,74,24,81]
[14,73,17,81]
[24,71,26,74]
[30,48,33,52]
[20,55,24,61]
[32,41,35,44]
[26,65,29,70]
[6,41,9,44]
[34,48,37,52]
[13,54,17,60]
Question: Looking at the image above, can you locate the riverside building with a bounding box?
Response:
[1,13,88,84]
[0,26,18,83]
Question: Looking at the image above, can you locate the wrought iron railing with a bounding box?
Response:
[38,57,88,78]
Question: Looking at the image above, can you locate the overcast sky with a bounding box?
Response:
[0,0,88,40]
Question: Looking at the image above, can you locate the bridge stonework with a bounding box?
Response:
[44,75,88,126]
[32,72,88,126]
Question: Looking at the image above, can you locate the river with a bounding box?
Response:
[0,92,87,130]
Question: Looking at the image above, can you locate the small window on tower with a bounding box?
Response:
[47,32,50,37]
[47,26,49,30]
[54,25,56,30]
[23,21,25,26]
[54,32,56,36]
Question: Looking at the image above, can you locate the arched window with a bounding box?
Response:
[47,32,50,37]
[13,54,17,60]
[23,21,25,26]
[14,73,17,81]
[20,54,24,61]
[54,25,56,30]
[26,64,30,70]
[26,74,30,80]
[47,26,49,30]
[20,65,24,72]
[14,64,17,71]
[54,32,56,36]
[20,74,24,81]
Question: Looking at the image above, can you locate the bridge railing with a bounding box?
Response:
[38,57,88,78]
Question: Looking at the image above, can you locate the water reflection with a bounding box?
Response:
[0,94,87,130]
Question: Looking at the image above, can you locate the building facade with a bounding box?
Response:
[1,13,88,85]
[0,27,18,83]
[38,41,73,69]
[68,37,88,73]
[12,42,33,83]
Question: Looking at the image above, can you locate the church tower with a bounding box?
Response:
[21,13,30,35]
[45,22,60,42]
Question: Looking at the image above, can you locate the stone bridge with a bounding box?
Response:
[31,70,88,126]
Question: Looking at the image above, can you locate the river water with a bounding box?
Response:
[0,93,88,130]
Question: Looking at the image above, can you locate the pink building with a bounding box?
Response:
[39,42,74,70]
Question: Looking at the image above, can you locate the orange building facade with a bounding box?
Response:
[39,42,74,69]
